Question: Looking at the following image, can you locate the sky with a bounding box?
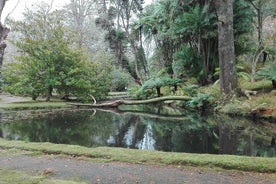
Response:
[2,0,152,22]
[2,0,70,22]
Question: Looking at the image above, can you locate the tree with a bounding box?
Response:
[95,0,146,84]
[0,0,9,67]
[3,3,111,101]
[214,0,238,96]
[247,0,276,82]
[172,2,218,84]
[65,0,97,48]
[248,0,276,47]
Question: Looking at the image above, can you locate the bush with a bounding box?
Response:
[186,93,214,112]
[182,85,199,97]
[110,69,132,91]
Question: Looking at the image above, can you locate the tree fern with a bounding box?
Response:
[257,62,276,88]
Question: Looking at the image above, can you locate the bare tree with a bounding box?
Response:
[0,0,9,67]
[66,0,96,48]
[214,0,238,96]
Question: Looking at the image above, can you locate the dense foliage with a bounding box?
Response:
[137,0,255,86]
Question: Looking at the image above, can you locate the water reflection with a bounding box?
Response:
[0,109,275,157]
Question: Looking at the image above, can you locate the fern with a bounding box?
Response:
[257,62,276,88]
[257,62,276,81]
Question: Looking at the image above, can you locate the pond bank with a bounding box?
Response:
[1,93,275,120]
[0,94,70,110]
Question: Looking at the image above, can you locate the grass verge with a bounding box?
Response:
[0,169,88,184]
[0,138,275,173]
[0,101,70,110]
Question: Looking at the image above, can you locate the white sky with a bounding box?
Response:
[2,0,153,22]
[2,0,70,22]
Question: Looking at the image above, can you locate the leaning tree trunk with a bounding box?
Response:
[0,23,9,67]
[0,0,9,67]
[214,0,238,96]
[68,96,191,108]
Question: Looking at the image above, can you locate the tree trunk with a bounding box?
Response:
[68,96,191,108]
[46,85,53,102]
[214,0,238,96]
[257,0,263,47]
[0,0,9,67]
[130,39,142,84]
[156,86,161,97]
[272,80,276,89]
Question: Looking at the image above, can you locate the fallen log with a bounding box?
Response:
[68,96,191,108]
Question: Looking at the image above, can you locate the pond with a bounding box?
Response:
[0,106,275,157]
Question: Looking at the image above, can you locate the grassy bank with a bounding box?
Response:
[0,101,70,110]
[0,139,275,173]
[199,79,276,119]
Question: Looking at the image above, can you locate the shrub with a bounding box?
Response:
[110,69,132,91]
[186,93,214,112]
[257,62,276,88]
[182,85,199,97]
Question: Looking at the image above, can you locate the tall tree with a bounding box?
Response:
[95,0,146,84]
[66,0,96,48]
[4,3,111,101]
[248,0,275,47]
[214,0,238,96]
[247,0,275,82]
[0,0,9,67]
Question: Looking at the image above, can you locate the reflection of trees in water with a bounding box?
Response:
[218,122,239,155]
[109,115,156,150]
[110,115,153,150]
[152,114,218,153]
[1,109,275,156]
[137,122,155,150]
[2,110,115,147]
[112,116,143,148]
[215,115,276,157]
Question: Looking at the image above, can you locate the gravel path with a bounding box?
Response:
[0,151,275,184]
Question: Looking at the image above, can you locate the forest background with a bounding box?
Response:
[0,0,275,116]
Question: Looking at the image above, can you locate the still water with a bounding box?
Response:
[0,106,275,157]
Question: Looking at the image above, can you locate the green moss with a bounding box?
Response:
[239,79,272,91]
[0,139,275,173]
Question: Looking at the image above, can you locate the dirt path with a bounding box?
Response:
[0,94,29,105]
[0,149,275,184]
